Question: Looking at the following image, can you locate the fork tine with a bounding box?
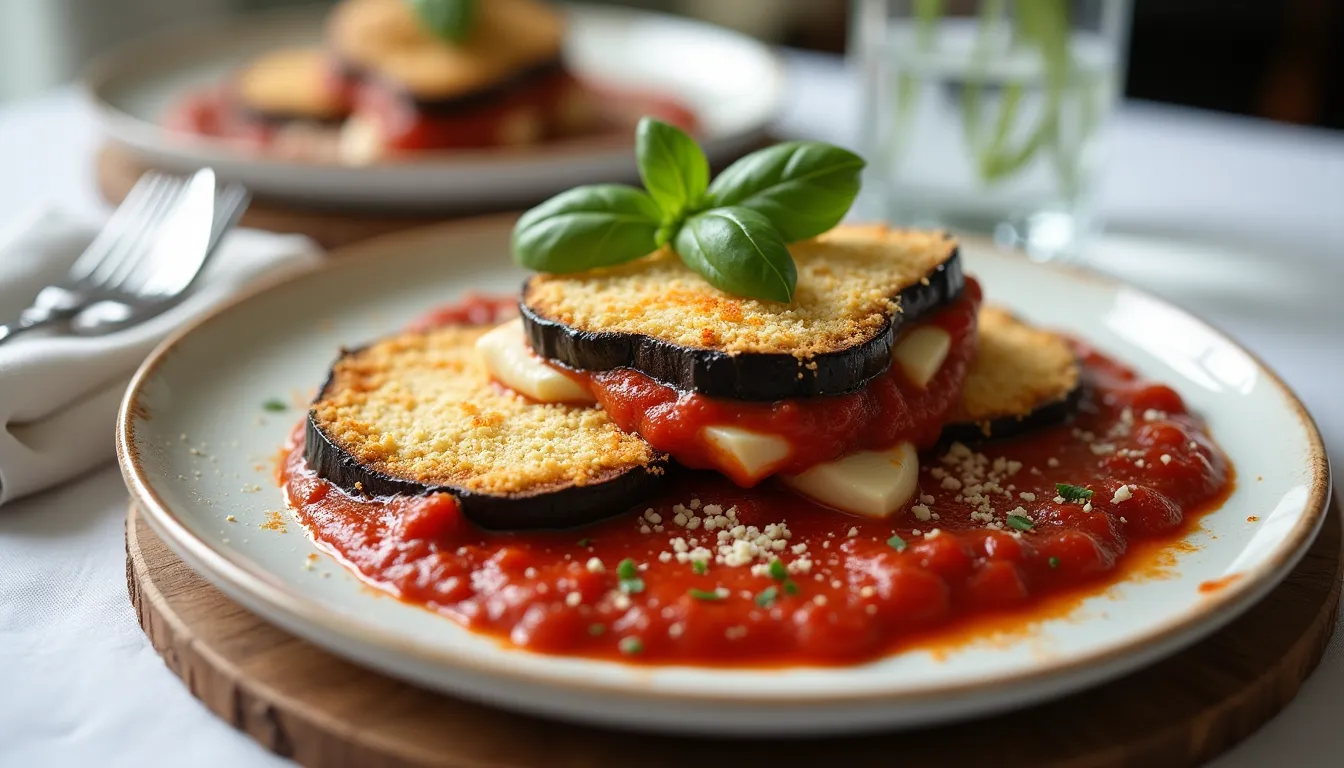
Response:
[131,170,224,298]
[68,173,172,281]
[209,184,249,247]
[84,175,185,289]
[106,180,195,295]
[91,176,190,291]
[160,182,250,294]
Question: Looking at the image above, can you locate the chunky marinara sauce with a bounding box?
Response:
[281,301,1231,666]
[590,280,982,485]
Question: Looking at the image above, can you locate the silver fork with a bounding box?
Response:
[0,169,248,344]
[71,175,250,334]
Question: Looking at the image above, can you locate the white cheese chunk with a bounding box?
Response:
[781,442,920,519]
[702,426,792,484]
[893,326,952,389]
[475,318,594,404]
[337,115,384,166]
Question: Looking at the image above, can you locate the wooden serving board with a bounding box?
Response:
[127,497,1342,768]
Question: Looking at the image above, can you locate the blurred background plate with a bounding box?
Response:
[82,3,784,210]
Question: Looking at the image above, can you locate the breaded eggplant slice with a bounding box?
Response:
[521,225,965,400]
[234,47,348,124]
[327,0,563,104]
[946,306,1082,440]
[306,324,667,530]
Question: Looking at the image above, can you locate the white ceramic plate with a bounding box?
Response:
[118,217,1330,735]
[83,4,783,209]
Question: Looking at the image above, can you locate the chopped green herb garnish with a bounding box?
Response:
[689,588,724,602]
[782,579,800,596]
[755,586,779,608]
[262,398,288,412]
[1007,514,1035,532]
[1048,556,1060,569]
[691,560,708,575]
[577,537,592,547]
[618,636,643,655]
[768,559,789,581]
[588,623,606,636]
[887,533,907,551]
[1055,482,1094,502]
[616,557,645,594]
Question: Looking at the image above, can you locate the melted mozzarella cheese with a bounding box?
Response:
[781,442,919,519]
[893,326,951,389]
[475,318,595,404]
[338,115,383,165]
[702,425,792,484]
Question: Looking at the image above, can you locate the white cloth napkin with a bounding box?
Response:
[0,208,322,505]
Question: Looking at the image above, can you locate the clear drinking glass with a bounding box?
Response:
[851,0,1130,261]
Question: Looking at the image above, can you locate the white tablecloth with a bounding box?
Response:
[2,54,1342,766]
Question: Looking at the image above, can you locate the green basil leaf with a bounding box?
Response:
[512,185,661,272]
[408,0,479,43]
[673,207,796,303]
[705,141,865,242]
[636,117,709,219]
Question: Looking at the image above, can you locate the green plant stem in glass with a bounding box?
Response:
[904,0,1091,201]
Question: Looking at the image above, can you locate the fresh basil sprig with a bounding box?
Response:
[705,141,866,243]
[636,117,709,229]
[511,117,865,303]
[408,0,478,43]
[675,207,796,303]
[512,185,662,272]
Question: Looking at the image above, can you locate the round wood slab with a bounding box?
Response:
[126,498,1342,768]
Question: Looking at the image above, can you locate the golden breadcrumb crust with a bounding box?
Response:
[954,306,1080,426]
[327,0,563,101]
[310,326,658,496]
[523,224,958,359]
[236,47,347,120]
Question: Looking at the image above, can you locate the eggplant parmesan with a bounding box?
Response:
[306,323,667,529]
[328,0,593,161]
[164,0,697,161]
[275,131,1232,667]
[280,288,1233,665]
[522,225,964,400]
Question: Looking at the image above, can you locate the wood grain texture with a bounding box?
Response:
[126,499,1342,768]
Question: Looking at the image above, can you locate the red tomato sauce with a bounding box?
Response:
[281,323,1232,666]
[352,69,582,151]
[588,280,982,486]
[165,87,284,151]
[405,292,519,332]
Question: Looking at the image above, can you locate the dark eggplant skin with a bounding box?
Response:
[331,56,566,117]
[520,248,966,401]
[941,382,1085,445]
[303,362,669,531]
[231,103,345,128]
